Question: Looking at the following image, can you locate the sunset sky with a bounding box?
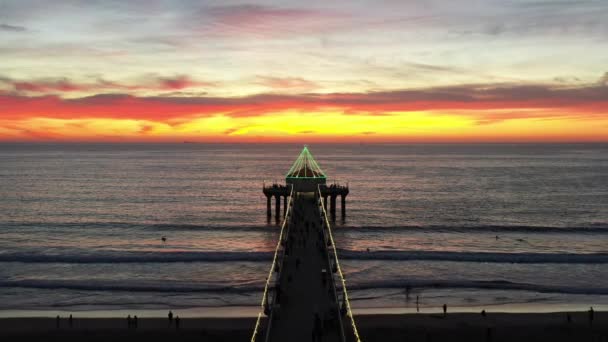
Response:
[1,0,607,142]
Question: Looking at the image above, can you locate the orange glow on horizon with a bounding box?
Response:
[1,90,607,143]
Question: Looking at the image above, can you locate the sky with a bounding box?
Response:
[1,0,607,142]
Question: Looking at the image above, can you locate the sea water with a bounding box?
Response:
[0,143,607,316]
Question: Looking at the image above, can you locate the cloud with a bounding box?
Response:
[138,124,155,134]
[256,76,319,91]
[223,127,239,135]
[156,75,214,90]
[0,75,214,94]
[0,23,26,32]
[1,82,607,123]
[599,72,608,87]
[201,4,347,37]
[13,79,87,93]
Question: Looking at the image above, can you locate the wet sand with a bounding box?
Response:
[1,311,606,341]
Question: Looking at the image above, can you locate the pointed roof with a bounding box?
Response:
[286,146,326,179]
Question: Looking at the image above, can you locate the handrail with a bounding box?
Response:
[318,197,346,342]
[317,184,362,342]
[251,186,294,342]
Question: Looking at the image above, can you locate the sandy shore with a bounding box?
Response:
[0,311,606,341]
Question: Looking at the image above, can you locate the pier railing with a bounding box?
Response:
[251,186,294,342]
[317,184,362,342]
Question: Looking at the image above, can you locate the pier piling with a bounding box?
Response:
[266,195,272,218]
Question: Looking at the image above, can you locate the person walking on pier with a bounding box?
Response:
[313,312,323,342]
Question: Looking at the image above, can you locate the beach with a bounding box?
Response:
[1,312,606,341]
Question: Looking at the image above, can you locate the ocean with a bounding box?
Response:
[0,143,607,316]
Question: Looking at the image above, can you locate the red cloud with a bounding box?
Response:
[0,83,606,123]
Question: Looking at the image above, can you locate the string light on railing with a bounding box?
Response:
[318,185,362,342]
[251,187,294,342]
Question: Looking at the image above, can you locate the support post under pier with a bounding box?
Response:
[275,195,281,221]
[330,194,337,219]
[283,196,287,217]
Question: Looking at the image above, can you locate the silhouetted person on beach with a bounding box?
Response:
[405,285,411,301]
[168,310,173,327]
[566,313,571,323]
[589,307,594,326]
[443,304,447,316]
[176,316,180,330]
[69,314,73,328]
[134,315,138,328]
[416,296,420,313]
[56,315,60,328]
[481,309,486,317]
[127,315,131,328]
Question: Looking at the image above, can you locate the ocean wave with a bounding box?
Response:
[1,250,607,264]
[1,222,272,232]
[338,250,608,264]
[348,279,608,296]
[2,278,607,296]
[337,224,608,233]
[4,222,608,233]
[0,251,272,263]
[0,280,262,293]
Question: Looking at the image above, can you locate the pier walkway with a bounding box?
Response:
[267,192,342,341]
[251,189,360,342]
[252,146,360,342]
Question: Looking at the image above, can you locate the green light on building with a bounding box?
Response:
[286,146,327,191]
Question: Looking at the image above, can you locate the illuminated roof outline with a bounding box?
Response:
[285,146,327,179]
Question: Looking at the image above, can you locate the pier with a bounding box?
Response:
[252,147,360,342]
[263,146,349,221]
[264,183,349,221]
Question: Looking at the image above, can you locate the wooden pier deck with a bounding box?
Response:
[252,147,359,342]
[266,192,343,342]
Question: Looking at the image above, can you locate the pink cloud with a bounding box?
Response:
[256,76,319,91]
[203,4,348,37]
